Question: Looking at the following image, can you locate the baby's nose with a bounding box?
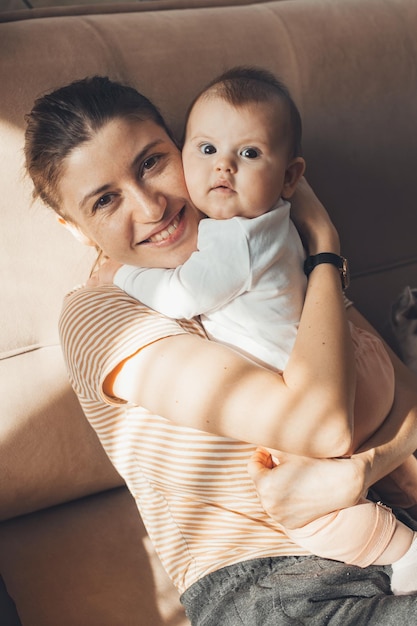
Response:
[215,155,236,173]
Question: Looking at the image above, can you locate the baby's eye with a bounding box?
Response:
[199,143,217,155]
[240,147,260,159]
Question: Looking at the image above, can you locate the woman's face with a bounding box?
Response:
[58,117,202,268]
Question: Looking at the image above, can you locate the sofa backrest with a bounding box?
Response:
[1,0,417,519]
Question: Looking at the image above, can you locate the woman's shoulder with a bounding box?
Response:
[61,284,147,337]
[60,283,205,361]
[61,283,148,317]
[59,283,205,400]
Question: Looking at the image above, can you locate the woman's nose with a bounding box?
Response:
[129,186,167,222]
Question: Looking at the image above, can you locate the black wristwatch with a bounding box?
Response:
[303,253,350,290]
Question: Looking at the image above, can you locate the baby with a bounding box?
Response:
[114,69,306,371]
[98,67,417,593]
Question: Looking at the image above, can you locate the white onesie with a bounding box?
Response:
[114,198,306,371]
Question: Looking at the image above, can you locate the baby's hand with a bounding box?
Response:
[87,258,122,287]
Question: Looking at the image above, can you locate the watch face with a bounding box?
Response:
[341,257,350,290]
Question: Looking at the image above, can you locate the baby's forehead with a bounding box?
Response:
[192,90,287,119]
[188,92,290,138]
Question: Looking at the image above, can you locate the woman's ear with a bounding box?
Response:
[282,157,306,199]
[57,216,96,247]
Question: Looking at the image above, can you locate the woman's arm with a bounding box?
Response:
[104,180,357,458]
[247,447,365,528]
[247,306,417,528]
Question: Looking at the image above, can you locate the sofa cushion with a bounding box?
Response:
[0,487,190,625]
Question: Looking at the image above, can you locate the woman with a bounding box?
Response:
[25,75,417,624]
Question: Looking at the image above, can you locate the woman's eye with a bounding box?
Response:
[240,147,260,159]
[94,194,113,212]
[142,155,159,172]
[199,143,216,155]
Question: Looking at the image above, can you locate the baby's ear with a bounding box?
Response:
[57,216,96,247]
[282,157,306,199]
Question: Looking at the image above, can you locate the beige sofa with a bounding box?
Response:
[1,0,417,623]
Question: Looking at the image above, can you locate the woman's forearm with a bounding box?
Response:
[282,178,357,455]
[283,262,356,455]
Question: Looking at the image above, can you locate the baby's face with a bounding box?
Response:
[182,96,292,219]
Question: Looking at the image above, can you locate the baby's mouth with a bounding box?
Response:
[212,180,234,191]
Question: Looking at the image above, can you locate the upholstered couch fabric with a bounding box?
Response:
[1,0,417,623]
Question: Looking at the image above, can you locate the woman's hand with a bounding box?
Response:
[290,178,340,256]
[87,258,122,287]
[247,448,366,529]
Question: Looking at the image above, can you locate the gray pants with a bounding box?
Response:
[181,555,417,625]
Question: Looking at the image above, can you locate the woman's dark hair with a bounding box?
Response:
[24,75,172,215]
[185,66,302,158]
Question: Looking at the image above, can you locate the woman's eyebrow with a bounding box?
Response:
[79,183,112,212]
[78,138,166,211]
[131,138,165,171]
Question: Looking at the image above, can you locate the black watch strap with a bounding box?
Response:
[303,253,350,290]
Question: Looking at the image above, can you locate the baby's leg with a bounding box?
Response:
[349,323,395,448]
[350,323,417,514]
[286,498,410,567]
[373,455,417,520]
[285,499,417,594]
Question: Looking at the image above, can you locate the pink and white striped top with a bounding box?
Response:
[60,284,306,593]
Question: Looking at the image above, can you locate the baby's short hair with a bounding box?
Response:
[186,66,302,158]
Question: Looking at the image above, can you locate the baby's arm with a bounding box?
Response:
[114,218,251,319]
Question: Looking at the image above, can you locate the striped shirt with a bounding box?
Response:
[59,284,307,593]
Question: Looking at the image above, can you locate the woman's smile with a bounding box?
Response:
[140,208,184,245]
